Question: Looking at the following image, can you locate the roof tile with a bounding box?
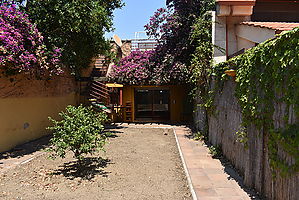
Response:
[240,22,299,31]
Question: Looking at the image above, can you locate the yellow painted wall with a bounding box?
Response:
[122,86,135,120]
[0,93,77,152]
[122,85,189,123]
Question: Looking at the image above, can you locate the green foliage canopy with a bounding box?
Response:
[24,0,123,73]
[109,0,215,86]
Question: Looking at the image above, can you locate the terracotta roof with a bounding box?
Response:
[240,22,299,32]
[216,0,256,6]
[216,0,255,1]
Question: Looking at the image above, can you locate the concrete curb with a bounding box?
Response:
[0,151,45,173]
[173,128,198,200]
[20,152,45,165]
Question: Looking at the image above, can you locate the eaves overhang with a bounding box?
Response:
[217,0,256,6]
[216,0,256,16]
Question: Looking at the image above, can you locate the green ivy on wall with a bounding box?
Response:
[209,28,299,176]
[269,124,299,177]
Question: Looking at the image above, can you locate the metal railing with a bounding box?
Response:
[131,38,157,51]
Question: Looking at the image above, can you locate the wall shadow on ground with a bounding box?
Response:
[219,157,263,200]
[0,135,51,160]
[183,131,262,199]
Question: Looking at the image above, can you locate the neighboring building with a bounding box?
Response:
[213,0,299,63]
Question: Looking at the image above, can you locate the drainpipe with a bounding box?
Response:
[226,17,229,59]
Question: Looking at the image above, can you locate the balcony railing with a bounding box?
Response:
[131,38,157,52]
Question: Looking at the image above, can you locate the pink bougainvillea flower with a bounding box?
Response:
[0,4,62,75]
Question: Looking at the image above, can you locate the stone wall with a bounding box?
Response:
[195,79,299,200]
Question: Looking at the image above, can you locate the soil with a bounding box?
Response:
[0,127,191,200]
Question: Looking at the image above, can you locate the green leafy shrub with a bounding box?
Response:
[193,131,206,141]
[235,127,248,148]
[47,105,108,161]
[209,145,222,158]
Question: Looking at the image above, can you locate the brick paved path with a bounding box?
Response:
[174,126,259,200]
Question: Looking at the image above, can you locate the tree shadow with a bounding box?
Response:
[52,157,111,181]
[104,123,129,137]
[105,123,127,131]
[103,130,121,138]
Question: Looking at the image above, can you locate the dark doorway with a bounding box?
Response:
[135,88,170,121]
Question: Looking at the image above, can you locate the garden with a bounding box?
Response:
[0,1,203,198]
[1,0,298,199]
[0,124,191,199]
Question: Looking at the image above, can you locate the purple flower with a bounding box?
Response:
[0,5,62,75]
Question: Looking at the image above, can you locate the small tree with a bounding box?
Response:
[47,105,108,161]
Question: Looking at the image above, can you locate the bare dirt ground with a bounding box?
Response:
[0,127,191,200]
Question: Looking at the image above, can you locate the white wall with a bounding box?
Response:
[212,11,226,64]
[236,24,275,44]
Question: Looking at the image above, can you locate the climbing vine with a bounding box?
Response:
[210,28,299,176]
[189,12,214,98]
[269,124,299,176]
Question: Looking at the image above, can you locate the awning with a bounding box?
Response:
[106,83,124,88]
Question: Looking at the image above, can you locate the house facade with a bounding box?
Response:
[121,85,189,123]
[213,0,299,63]
[86,37,190,123]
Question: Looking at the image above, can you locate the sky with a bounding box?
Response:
[105,0,166,40]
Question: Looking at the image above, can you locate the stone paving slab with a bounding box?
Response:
[173,126,258,200]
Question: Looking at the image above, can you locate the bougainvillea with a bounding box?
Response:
[108,50,188,85]
[145,0,215,86]
[145,0,214,65]
[145,7,175,42]
[0,4,62,75]
[108,51,154,85]
[109,0,214,86]
[24,0,123,74]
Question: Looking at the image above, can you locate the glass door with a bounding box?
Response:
[152,90,170,120]
[135,88,170,121]
[135,89,153,119]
